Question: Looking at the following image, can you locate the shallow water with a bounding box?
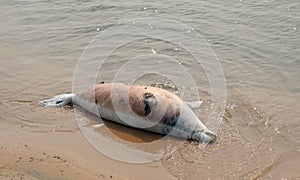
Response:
[1,0,299,179]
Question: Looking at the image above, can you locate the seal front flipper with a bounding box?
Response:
[40,94,75,107]
[185,100,203,112]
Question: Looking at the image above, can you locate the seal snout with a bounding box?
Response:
[204,131,217,143]
[192,130,217,144]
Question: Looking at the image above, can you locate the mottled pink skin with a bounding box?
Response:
[76,83,181,125]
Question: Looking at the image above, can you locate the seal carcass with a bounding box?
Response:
[41,83,216,143]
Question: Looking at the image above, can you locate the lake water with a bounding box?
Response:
[0,0,299,179]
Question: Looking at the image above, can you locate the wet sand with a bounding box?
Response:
[0,132,175,180]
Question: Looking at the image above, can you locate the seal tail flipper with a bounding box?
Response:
[185,100,203,111]
[40,93,75,107]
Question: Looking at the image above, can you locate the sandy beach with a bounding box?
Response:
[1,0,299,179]
[0,131,175,180]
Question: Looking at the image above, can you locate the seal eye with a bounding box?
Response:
[143,92,153,99]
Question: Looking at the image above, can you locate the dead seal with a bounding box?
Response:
[40,83,216,143]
